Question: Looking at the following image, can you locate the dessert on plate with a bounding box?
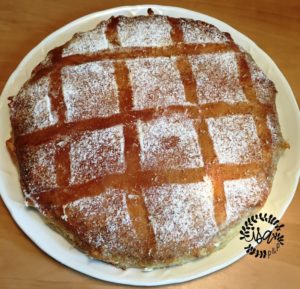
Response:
[7,9,287,269]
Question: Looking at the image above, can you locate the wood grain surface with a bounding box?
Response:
[0,1,299,288]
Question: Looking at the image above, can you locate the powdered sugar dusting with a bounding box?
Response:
[11,76,58,135]
[189,52,247,104]
[62,188,139,255]
[206,115,262,164]
[70,125,125,184]
[127,57,187,110]
[62,61,119,122]
[118,16,173,47]
[180,19,229,44]
[137,113,204,170]
[20,142,57,195]
[245,54,275,104]
[62,22,108,57]
[39,53,53,69]
[267,114,282,147]
[224,177,268,223]
[143,178,218,256]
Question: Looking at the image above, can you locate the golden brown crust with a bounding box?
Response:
[7,11,287,269]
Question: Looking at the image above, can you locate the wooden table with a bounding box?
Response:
[0,1,299,288]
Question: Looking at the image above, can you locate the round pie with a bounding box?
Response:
[7,9,287,269]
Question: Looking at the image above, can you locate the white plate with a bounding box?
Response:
[0,5,299,286]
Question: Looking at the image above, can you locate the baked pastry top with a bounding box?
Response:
[7,9,287,269]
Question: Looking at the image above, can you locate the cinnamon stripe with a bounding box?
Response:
[107,26,157,258]
[168,17,227,226]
